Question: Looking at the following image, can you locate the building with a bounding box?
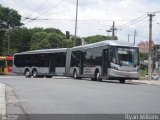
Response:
[138,40,154,54]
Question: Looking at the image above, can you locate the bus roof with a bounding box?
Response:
[14,48,68,55]
[72,40,137,50]
[0,56,6,59]
[6,56,13,60]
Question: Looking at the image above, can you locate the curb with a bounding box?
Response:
[0,83,6,114]
[133,80,160,86]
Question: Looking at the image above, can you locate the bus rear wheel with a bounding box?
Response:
[24,69,31,78]
[32,69,38,78]
[73,70,77,79]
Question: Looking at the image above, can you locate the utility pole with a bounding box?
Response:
[148,13,155,81]
[74,0,78,47]
[110,21,117,40]
[128,34,130,42]
[7,30,10,55]
[134,30,137,44]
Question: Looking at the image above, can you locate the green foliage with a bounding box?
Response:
[2,28,32,54]
[31,32,51,50]
[0,5,23,55]
[84,35,117,44]
[45,28,64,36]
[11,28,31,52]
[30,28,73,50]
[140,53,148,61]
[0,5,23,29]
[140,69,148,77]
[48,33,64,48]
[0,31,5,55]
[30,27,43,34]
[63,39,74,48]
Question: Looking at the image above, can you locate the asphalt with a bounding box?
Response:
[0,75,160,115]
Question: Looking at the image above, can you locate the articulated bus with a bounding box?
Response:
[13,48,67,78]
[13,40,139,83]
[0,56,8,75]
[65,40,139,83]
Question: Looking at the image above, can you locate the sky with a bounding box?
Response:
[1,0,160,45]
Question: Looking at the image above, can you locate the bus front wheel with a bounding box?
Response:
[24,69,31,78]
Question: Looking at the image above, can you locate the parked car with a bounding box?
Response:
[152,73,159,80]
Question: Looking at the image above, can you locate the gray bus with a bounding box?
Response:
[13,48,67,78]
[65,40,139,83]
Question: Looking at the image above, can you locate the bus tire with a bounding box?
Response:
[119,79,125,83]
[45,76,52,78]
[91,78,96,81]
[32,69,38,78]
[38,75,44,78]
[95,71,102,82]
[24,69,31,78]
[73,70,77,79]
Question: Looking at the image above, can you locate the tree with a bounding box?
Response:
[48,33,64,48]
[30,32,51,50]
[84,35,117,44]
[0,5,23,30]
[45,28,64,36]
[30,28,74,50]
[0,5,23,55]
[2,28,32,55]
[30,27,43,34]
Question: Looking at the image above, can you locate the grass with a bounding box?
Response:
[140,69,148,78]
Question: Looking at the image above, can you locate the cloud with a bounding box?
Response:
[1,0,160,44]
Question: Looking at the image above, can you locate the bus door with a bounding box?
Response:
[102,49,109,77]
[79,51,84,75]
[49,55,55,74]
[0,57,7,75]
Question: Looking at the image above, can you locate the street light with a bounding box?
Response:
[106,30,111,36]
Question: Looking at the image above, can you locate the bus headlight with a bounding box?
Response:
[112,66,119,70]
[111,63,119,70]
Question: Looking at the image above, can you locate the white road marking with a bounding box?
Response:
[0,83,6,114]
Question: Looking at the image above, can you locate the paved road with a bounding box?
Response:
[0,76,160,114]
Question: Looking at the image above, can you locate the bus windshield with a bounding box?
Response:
[117,47,139,66]
[0,60,6,67]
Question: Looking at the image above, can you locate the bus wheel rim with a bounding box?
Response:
[96,72,100,80]
[33,71,37,77]
[25,70,29,76]
[74,71,77,78]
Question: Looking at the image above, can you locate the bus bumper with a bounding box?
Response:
[108,68,139,80]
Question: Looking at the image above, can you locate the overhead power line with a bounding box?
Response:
[26,0,65,23]
[23,17,149,22]
[22,0,49,21]
[117,13,148,30]
[118,16,148,30]
[117,10,160,30]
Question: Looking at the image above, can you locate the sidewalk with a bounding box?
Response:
[0,83,6,114]
[133,79,160,85]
